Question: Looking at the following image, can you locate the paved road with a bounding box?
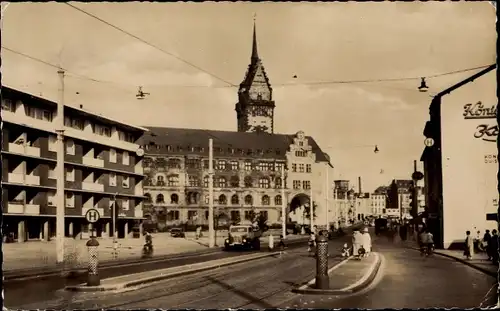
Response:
[4,236,312,308]
[13,237,353,310]
[283,238,498,309]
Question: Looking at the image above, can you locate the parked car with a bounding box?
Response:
[170,228,185,238]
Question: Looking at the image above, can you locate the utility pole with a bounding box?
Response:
[333,186,337,228]
[55,69,65,264]
[325,166,329,231]
[310,187,314,230]
[281,164,287,238]
[208,139,215,248]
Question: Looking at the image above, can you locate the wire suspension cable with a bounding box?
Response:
[64,3,236,87]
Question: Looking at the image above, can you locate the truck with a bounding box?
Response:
[224,224,262,251]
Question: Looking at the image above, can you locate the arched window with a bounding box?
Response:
[262,195,270,206]
[187,192,200,204]
[219,194,227,205]
[204,194,210,204]
[244,195,253,205]
[203,176,209,188]
[170,193,179,204]
[275,177,282,189]
[156,175,165,186]
[259,177,270,189]
[231,194,239,205]
[218,177,227,188]
[144,193,152,202]
[156,194,164,203]
[244,176,253,188]
[230,176,240,188]
[275,195,282,206]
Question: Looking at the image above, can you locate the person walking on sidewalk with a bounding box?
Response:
[308,232,316,256]
[352,229,363,258]
[490,230,499,265]
[483,230,492,259]
[362,227,372,255]
[464,231,474,260]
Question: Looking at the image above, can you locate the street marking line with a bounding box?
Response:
[339,252,380,292]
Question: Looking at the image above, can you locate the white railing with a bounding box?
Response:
[25,145,41,157]
[6,203,40,215]
[135,165,144,175]
[7,203,24,214]
[134,208,143,218]
[8,143,25,154]
[25,204,40,215]
[82,156,104,167]
[25,175,40,185]
[8,173,24,184]
[82,182,104,192]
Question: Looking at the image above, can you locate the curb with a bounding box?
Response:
[292,252,382,295]
[64,251,281,292]
[408,247,497,278]
[4,247,224,282]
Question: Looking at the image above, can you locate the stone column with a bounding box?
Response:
[105,222,110,238]
[68,222,74,238]
[43,221,49,241]
[17,220,26,243]
[124,222,129,239]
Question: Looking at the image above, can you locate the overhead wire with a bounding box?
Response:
[63,3,236,88]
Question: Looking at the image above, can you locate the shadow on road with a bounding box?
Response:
[205,275,274,309]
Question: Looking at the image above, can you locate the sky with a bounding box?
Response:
[1,2,496,192]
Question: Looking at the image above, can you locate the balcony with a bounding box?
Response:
[25,174,40,185]
[135,165,144,175]
[82,182,104,192]
[7,173,40,186]
[7,202,40,215]
[7,143,41,157]
[82,156,104,168]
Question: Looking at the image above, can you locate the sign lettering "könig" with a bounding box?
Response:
[463,102,498,143]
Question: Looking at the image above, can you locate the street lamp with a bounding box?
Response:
[281,164,288,238]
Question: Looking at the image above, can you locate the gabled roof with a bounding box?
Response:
[139,127,331,164]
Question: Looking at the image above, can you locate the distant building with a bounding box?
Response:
[1,87,147,242]
[371,186,388,217]
[386,179,413,219]
[140,23,332,231]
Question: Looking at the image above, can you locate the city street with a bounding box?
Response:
[284,237,498,309]
[3,233,312,308]
[13,236,352,310]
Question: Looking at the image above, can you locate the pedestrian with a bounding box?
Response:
[399,224,408,242]
[352,229,363,258]
[474,230,481,252]
[278,234,286,251]
[362,227,372,255]
[307,232,316,256]
[341,243,351,257]
[490,230,499,265]
[195,226,202,240]
[464,230,474,260]
[484,230,492,260]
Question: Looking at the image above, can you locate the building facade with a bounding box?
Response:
[386,179,413,219]
[420,64,497,249]
[141,23,332,231]
[1,87,147,242]
[371,186,388,217]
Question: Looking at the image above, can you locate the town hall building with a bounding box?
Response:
[141,22,333,231]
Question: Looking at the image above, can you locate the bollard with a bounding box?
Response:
[86,236,100,286]
[315,235,329,289]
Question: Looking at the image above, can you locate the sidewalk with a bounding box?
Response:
[403,238,497,277]
[293,252,381,295]
[3,233,207,272]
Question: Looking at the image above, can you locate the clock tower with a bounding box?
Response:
[235,21,275,134]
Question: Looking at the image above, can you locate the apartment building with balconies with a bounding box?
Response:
[140,127,331,231]
[1,86,147,242]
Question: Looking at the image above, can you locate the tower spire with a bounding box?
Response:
[251,14,259,61]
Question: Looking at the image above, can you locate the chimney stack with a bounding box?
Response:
[358,176,362,194]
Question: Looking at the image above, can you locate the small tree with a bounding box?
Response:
[247,209,269,232]
[303,201,318,220]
